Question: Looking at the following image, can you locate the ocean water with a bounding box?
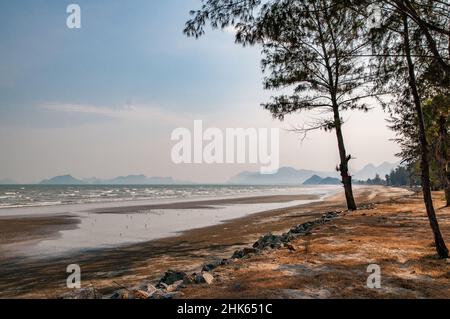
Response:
[0,185,342,258]
[0,184,335,209]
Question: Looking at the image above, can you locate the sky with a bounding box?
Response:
[0,0,400,183]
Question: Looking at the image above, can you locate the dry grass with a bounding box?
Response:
[182,191,450,299]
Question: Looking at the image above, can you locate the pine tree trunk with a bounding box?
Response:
[316,10,356,211]
[403,15,449,258]
[438,115,450,207]
[447,23,450,207]
[446,183,450,207]
[332,105,357,211]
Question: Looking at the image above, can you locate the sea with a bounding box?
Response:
[0,185,342,258]
[0,184,336,209]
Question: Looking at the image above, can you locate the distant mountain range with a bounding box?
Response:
[39,174,194,185]
[11,162,400,186]
[228,167,339,185]
[40,175,85,185]
[352,162,400,181]
[228,162,400,185]
[303,175,341,185]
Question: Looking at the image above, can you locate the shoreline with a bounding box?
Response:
[89,193,322,214]
[0,193,327,259]
[0,186,410,298]
[0,185,335,214]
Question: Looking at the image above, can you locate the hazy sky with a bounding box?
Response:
[0,0,400,183]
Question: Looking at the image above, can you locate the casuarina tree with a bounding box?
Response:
[185,0,379,210]
[367,1,449,257]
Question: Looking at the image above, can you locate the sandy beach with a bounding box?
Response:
[0,186,414,299]
[182,190,450,299]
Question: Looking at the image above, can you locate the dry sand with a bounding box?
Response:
[2,186,446,299]
[181,189,450,299]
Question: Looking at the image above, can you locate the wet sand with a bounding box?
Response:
[0,186,408,298]
[89,194,320,213]
[0,215,80,258]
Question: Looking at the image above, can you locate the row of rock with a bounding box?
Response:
[60,210,342,299]
[231,211,342,259]
[109,269,216,299]
[61,268,217,299]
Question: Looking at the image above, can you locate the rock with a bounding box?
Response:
[132,290,150,299]
[134,281,158,294]
[221,259,230,266]
[194,273,204,284]
[253,234,282,250]
[60,287,102,299]
[202,264,216,272]
[280,232,296,243]
[202,272,214,285]
[231,250,243,259]
[324,211,339,219]
[110,289,130,299]
[166,280,184,292]
[150,291,181,299]
[166,291,183,299]
[145,284,158,295]
[232,247,259,259]
[202,259,225,272]
[193,272,214,285]
[183,273,196,285]
[157,270,188,287]
[289,224,307,234]
[242,247,259,255]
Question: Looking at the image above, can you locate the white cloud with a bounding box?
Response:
[43,103,189,124]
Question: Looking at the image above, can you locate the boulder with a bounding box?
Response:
[110,289,131,299]
[253,234,282,250]
[157,270,188,287]
[183,273,196,285]
[201,272,214,285]
[144,284,158,295]
[166,280,184,292]
[132,289,151,299]
[280,232,296,243]
[194,272,214,285]
[289,224,307,234]
[232,247,259,259]
[202,259,227,272]
[150,291,182,299]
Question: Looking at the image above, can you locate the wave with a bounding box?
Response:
[0,185,338,210]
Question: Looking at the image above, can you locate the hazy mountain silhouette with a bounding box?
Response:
[40,175,86,185]
[33,162,399,186]
[229,162,399,185]
[303,175,341,185]
[353,162,400,181]
[228,167,338,185]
